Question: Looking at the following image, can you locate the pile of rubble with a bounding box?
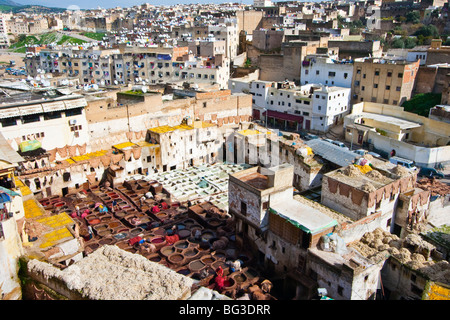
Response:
[416,178,450,197]
[349,228,450,284]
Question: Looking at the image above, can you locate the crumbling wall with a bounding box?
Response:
[25,245,194,300]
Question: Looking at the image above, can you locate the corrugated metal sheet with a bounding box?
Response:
[64,98,87,109]
[42,101,66,112]
[0,107,21,119]
[305,139,357,167]
[19,105,44,116]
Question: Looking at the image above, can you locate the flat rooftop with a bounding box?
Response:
[326,165,396,191]
[347,112,422,130]
[238,171,269,190]
[270,198,338,234]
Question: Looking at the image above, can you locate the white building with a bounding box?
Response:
[253,0,273,7]
[301,54,354,88]
[0,91,89,154]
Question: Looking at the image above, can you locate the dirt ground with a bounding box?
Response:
[0,50,26,79]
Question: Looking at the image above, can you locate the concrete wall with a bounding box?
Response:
[0,216,24,300]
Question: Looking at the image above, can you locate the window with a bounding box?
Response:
[1,118,17,127]
[374,83,378,88]
[328,71,336,77]
[387,71,392,77]
[44,111,62,120]
[396,86,401,91]
[354,80,360,86]
[22,114,40,124]
[316,70,319,75]
[344,73,348,79]
[374,70,380,76]
[398,73,403,78]
[386,85,391,90]
[241,201,247,215]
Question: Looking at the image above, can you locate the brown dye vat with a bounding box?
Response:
[160,245,175,257]
[115,240,130,250]
[201,230,215,242]
[98,238,114,245]
[93,224,108,232]
[168,253,185,265]
[232,273,247,285]
[108,221,121,229]
[183,247,199,257]
[86,243,100,253]
[212,250,226,261]
[189,259,205,273]
[148,254,162,263]
[212,260,229,273]
[207,218,223,228]
[97,229,112,237]
[100,216,112,223]
[130,227,143,237]
[174,240,189,250]
[200,255,215,265]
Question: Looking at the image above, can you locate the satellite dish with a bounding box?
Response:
[114,80,118,85]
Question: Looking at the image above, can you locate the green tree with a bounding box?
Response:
[406,11,420,24]
[414,25,439,38]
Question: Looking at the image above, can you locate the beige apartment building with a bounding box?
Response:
[351,58,419,106]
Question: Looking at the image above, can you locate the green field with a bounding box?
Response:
[81,32,107,41]
[9,32,88,52]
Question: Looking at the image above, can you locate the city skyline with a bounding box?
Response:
[11,0,253,9]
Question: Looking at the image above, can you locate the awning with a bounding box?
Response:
[0,192,11,203]
[19,105,44,116]
[263,110,303,123]
[42,101,66,112]
[64,98,87,110]
[0,107,21,119]
[269,202,338,235]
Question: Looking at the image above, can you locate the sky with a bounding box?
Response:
[17,0,253,9]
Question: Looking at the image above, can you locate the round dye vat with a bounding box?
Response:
[178,229,191,239]
[54,202,66,207]
[108,222,121,229]
[168,253,184,264]
[174,240,189,250]
[88,218,101,225]
[177,268,191,276]
[189,260,205,272]
[161,245,175,257]
[184,248,198,257]
[233,273,247,284]
[151,237,165,244]
[149,255,161,263]
[201,256,215,265]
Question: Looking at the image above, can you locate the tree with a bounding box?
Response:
[406,11,420,24]
[414,25,439,38]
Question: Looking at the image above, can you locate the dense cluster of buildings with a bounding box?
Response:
[0,0,449,302]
